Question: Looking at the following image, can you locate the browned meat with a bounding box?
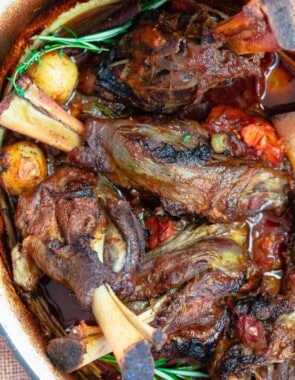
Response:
[155,305,228,361]
[118,223,250,359]
[15,164,294,376]
[69,116,290,223]
[118,233,247,301]
[210,293,295,379]
[153,270,242,333]
[22,235,115,310]
[15,167,99,244]
[15,166,145,308]
[15,168,251,354]
[96,9,261,113]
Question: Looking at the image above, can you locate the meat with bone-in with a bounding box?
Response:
[14,166,145,308]
[96,8,261,113]
[2,1,295,378]
[14,171,253,374]
[14,166,163,379]
[117,223,249,301]
[69,116,291,223]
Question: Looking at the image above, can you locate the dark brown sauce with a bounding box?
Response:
[37,208,292,331]
[246,209,293,294]
[262,52,295,114]
[38,276,94,331]
[37,51,295,332]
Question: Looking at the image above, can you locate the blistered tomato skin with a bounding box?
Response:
[203,105,285,166]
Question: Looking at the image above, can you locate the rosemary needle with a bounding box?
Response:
[141,0,170,11]
[5,2,210,377]
[8,0,169,95]
[36,20,133,46]
[100,354,209,380]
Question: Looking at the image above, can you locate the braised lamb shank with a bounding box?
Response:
[3,1,295,379]
[14,166,146,308]
[69,116,290,223]
[96,8,261,113]
[13,166,255,377]
[13,166,295,379]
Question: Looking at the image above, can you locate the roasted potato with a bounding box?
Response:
[28,51,78,104]
[0,141,47,196]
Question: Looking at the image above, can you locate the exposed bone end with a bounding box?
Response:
[104,284,167,350]
[47,333,111,373]
[120,340,154,380]
[223,31,280,54]
[0,94,80,152]
[0,76,83,152]
[46,295,169,373]
[216,0,295,53]
[47,337,86,373]
[213,0,283,54]
[19,76,84,135]
[92,284,157,379]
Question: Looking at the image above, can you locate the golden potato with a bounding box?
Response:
[28,51,78,104]
[0,141,47,196]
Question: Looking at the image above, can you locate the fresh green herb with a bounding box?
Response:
[182,134,192,143]
[8,43,107,95]
[100,354,120,372]
[8,0,169,95]
[7,77,25,97]
[36,20,133,50]
[141,0,169,11]
[100,354,209,380]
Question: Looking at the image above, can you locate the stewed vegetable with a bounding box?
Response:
[0,0,295,379]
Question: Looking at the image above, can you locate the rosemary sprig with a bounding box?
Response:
[8,0,169,95]
[100,354,209,380]
[8,43,108,96]
[36,20,133,48]
[141,0,169,11]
